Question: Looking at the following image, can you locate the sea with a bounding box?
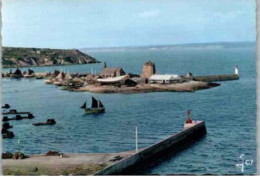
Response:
[2,43,256,175]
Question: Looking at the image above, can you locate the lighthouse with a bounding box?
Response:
[235,65,239,75]
[184,110,197,130]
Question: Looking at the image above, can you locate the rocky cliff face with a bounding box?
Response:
[2,47,99,68]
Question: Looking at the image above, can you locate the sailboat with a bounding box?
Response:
[81,97,105,114]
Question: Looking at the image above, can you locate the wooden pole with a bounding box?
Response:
[136,126,138,153]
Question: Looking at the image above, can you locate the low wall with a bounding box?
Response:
[193,74,239,82]
[94,121,206,175]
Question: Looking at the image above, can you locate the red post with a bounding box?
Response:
[186,110,192,123]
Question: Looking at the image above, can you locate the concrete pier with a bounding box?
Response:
[2,119,207,175]
[95,120,206,175]
[192,74,239,82]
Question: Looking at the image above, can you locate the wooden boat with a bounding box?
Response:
[33,119,56,126]
[35,75,43,79]
[2,128,8,134]
[2,109,31,115]
[24,74,35,78]
[81,97,105,114]
[2,114,34,122]
[45,80,52,84]
[3,131,14,139]
[2,122,13,129]
[53,81,62,86]
[2,104,10,109]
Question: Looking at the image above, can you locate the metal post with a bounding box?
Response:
[18,140,20,153]
[136,126,138,153]
[241,154,245,173]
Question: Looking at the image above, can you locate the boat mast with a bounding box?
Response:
[136,126,138,153]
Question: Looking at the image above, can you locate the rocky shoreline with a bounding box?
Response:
[76,81,220,93]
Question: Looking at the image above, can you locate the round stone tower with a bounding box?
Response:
[142,61,156,78]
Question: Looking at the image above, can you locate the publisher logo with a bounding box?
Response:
[235,154,253,173]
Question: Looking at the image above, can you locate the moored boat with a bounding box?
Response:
[45,79,52,84]
[2,114,34,122]
[35,75,44,79]
[2,104,10,109]
[2,109,31,115]
[53,81,62,86]
[3,131,14,139]
[24,74,35,78]
[33,119,56,126]
[3,122,13,129]
[81,97,105,114]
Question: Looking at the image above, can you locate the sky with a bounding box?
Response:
[2,0,256,49]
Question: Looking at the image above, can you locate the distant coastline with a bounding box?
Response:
[2,47,100,68]
[2,41,254,68]
[80,41,255,52]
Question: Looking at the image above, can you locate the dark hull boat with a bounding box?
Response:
[3,131,14,139]
[2,114,34,122]
[35,75,43,79]
[33,119,56,126]
[81,97,105,114]
[3,122,13,129]
[2,109,31,115]
[2,104,10,109]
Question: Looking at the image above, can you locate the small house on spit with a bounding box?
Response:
[101,68,126,77]
[149,74,183,84]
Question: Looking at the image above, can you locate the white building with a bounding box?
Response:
[149,74,183,84]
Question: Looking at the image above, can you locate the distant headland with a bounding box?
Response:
[81,41,255,52]
[2,47,100,68]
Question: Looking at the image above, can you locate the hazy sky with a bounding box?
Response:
[2,0,256,49]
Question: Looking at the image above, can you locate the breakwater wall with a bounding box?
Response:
[192,74,239,82]
[94,121,206,175]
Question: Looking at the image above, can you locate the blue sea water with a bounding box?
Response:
[2,45,256,175]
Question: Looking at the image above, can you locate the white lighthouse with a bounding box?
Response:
[235,65,239,75]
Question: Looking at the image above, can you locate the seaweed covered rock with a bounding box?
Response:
[2,152,13,159]
[45,151,60,156]
[13,152,25,160]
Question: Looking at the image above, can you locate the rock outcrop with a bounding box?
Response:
[2,47,99,68]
